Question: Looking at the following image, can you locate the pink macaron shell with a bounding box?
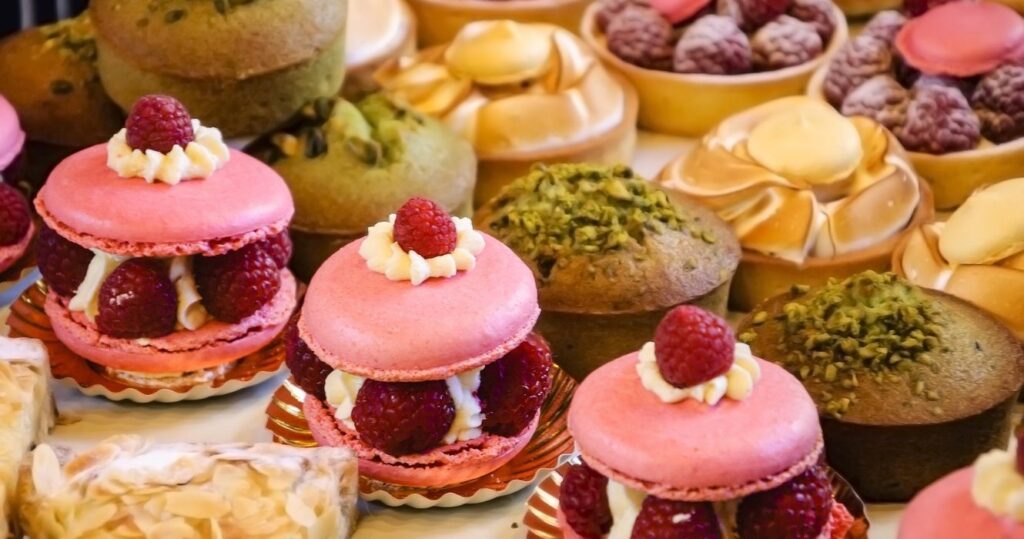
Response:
[900,467,1024,539]
[0,221,34,274]
[896,1,1024,77]
[45,270,296,373]
[0,95,25,171]
[300,235,540,382]
[304,395,537,488]
[36,145,294,257]
[650,0,711,24]
[569,353,822,501]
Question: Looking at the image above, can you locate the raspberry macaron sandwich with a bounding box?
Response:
[275,196,569,505]
[546,306,862,538]
[19,94,297,401]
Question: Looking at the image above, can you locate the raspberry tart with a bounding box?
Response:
[32,95,297,394]
[900,430,1024,539]
[581,0,848,136]
[557,306,856,538]
[403,0,593,47]
[293,197,553,492]
[810,0,1024,208]
[658,96,933,311]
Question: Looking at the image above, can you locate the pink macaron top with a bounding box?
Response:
[569,352,821,496]
[0,95,25,171]
[650,0,710,24]
[36,144,294,256]
[300,234,540,382]
[896,1,1024,77]
[900,467,1024,539]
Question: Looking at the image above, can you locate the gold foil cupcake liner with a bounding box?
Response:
[523,457,871,538]
[266,366,577,508]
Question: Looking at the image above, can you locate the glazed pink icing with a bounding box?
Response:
[569,353,821,495]
[37,145,294,251]
[896,1,1024,76]
[299,235,540,381]
[0,95,25,171]
[650,0,711,24]
[900,467,1024,539]
[0,221,33,274]
[304,395,536,487]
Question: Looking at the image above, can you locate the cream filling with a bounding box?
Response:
[346,0,408,67]
[324,367,485,444]
[971,440,1024,522]
[358,215,485,285]
[106,119,230,185]
[636,342,761,405]
[68,250,128,322]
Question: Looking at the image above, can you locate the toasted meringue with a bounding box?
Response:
[346,0,412,68]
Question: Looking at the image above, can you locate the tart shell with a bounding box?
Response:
[405,0,593,47]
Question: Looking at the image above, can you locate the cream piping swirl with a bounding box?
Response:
[106,119,230,184]
[358,214,485,285]
[636,342,761,405]
[971,440,1024,522]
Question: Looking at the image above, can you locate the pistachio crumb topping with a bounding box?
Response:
[41,15,97,64]
[751,271,946,418]
[486,164,710,279]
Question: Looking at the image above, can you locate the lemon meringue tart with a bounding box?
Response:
[343,0,416,98]
[404,0,593,47]
[895,178,1024,341]
[375,20,638,207]
[658,96,934,311]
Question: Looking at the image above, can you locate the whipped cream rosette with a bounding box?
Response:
[375,20,637,205]
[659,96,932,311]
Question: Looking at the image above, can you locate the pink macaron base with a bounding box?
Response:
[899,467,1024,539]
[45,270,296,374]
[0,95,25,171]
[304,395,538,488]
[0,221,34,275]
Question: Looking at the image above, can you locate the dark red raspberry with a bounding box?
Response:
[717,0,792,32]
[903,0,957,17]
[606,6,675,71]
[284,317,332,400]
[194,242,280,323]
[392,197,457,259]
[972,63,1024,143]
[788,0,836,43]
[36,225,93,297]
[737,466,834,539]
[861,10,907,44]
[478,334,553,437]
[654,305,734,388]
[674,15,752,75]
[0,182,30,246]
[124,94,195,153]
[560,461,612,538]
[841,75,910,132]
[823,35,894,107]
[96,259,177,339]
[351,379,455,456]
[1016,430,1024,475]
[751,15,823,71]
[596,0,650,31]
[631,497,722,539]
[897,84,981,154]
[258,231,293,269]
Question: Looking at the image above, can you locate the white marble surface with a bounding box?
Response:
[0,131,905,538]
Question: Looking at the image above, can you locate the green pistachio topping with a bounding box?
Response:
[486,163,710,279]
[41,15,97,64]
[749,271,946,418]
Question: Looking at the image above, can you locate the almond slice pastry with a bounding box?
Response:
[16,435,357,539]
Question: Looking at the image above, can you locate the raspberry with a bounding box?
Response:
[194,242,280,323]
[861,10,907,44]
[392,197,457,259]
[751,16,823,71]
[36,225,93,297]
[285,318,332,401]
[258,231,293,269]
[478,334,553,437]
[717,0,792,32]
[903,0,958,17]
[654,305,734,388]
[351,379,455,456]
[1016,430,1024,475]
[788,0,836,43]
[631,497,722,539]
[673,15,752,75]
[823,35,894,107]
[596,0,650,31]
[606,6,675,71]
[737,465,834,539]
[0,182,30,246]
[96,259,177,339]
[841,75,910,132]
[559,462,612,538]
[124,95,195,153]
[897,84,981,154]
[972,63,1024,143]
